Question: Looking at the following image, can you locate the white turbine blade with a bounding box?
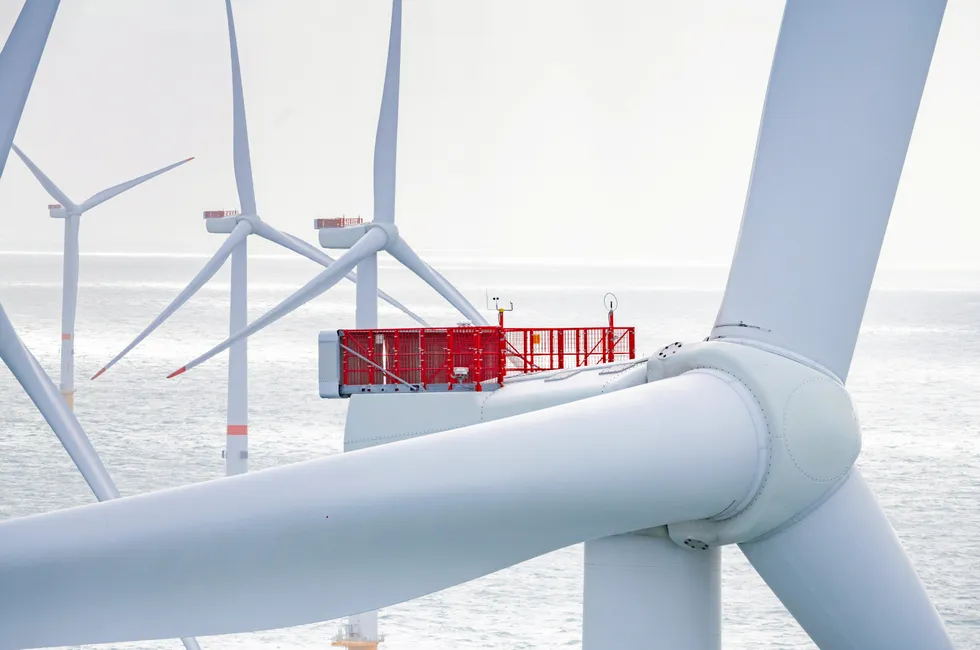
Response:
[78,156,194,213]
[711,0,945,382]
[388,237,488,325]
[0,0,59,178]
[373,0,401,224]
[10,144,76,210]
[169,227,387,377]
[225,0,256,215]
[376,287,427,326]
[0,305,117,499]
[741,470,955,649]
[1,306,205,650]
[0,371,763,646]
[92,220,252,379]
[252,222,428,326]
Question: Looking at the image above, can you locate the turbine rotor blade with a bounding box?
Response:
[10,144,76,211]
[170,227,388,376]
[251,222,428,326]
[711,0,945,381]
[0,0,59,179]
[373,0,401,225]
[78,156,194,213]
[0,371,763,646]
[224,0,257,215]
[741,470,955,649]
[92,220,252,379]
[0,9,206,650]
[0,305,117,499]
[1,307,205,650]
[387,237,487,325]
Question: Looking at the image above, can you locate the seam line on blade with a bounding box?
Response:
[742,469,856,544]
[685,367,772,521]
[712,337,842,384]
[782,377,854,484]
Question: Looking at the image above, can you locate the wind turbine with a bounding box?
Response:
[91,0,426,477]
[341,0,485,330]
[0,2,202,650]
[169,0,488,377]
[10,145,193,411]
[0,2,957,650]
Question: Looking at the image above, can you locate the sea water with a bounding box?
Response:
[0,252,977,649]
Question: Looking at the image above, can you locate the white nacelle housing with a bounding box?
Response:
[318,224,369,249]
[343,359,649,452]
[318,330,341,398]
[48,204,67,219]
[205,216,240,234]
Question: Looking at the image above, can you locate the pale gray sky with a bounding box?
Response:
[0,1,977,267]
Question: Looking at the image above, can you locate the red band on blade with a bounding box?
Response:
[91,367,106,380]
[61,333,71,341]
[167,367,187,379]
[227,425,248,436]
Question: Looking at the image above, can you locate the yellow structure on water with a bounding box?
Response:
[332,622,384,650]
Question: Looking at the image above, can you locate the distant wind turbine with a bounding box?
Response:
[11,144,193,410]
[170,0,487,377]
[0,2,202,650]
[93,0,427,477]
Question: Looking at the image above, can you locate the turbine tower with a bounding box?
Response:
[92,0,426,477]
[0,3,203,650]
[170,0,488,377]
[10,145,192,411]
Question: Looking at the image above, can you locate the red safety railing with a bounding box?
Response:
[339,325,635,392]
[315,217,364,229]
[203,209,240,219]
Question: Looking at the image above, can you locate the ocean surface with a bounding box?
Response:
[0,252,978,649]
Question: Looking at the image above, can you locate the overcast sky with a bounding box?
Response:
[0,1,977,267]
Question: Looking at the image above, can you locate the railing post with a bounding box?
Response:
[391,330,399,386]
[629,328,636,360]
[340,331,348,387]
[498,327,506,385]
[558,329,565,369]
[549,329,555,370]
[420,329,427,389]
[447,330,455,391]
[474,328,483,392]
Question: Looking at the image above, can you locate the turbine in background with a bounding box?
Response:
[0,2,202,650]
[93,0,427,477]
[171,0,487,377]
[11,144,192,410]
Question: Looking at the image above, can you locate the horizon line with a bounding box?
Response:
[1,250,979,272]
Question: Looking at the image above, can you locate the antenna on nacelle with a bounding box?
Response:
[604,292,619,328]
[486,289,513,328]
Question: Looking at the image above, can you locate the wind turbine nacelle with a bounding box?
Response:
[203,210,241,234]
[315,218,368,249]
[47,204,67,219]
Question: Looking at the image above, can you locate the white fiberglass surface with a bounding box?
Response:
[1,256,977,648]
[0,371,758,646]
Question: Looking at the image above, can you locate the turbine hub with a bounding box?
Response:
[317,221,398,250]
[647,340,861,548]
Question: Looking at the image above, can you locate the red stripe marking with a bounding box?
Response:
[167,366,186,379]
[91,367,106,380]
[61,333,71,341]
[227,425,248,436]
